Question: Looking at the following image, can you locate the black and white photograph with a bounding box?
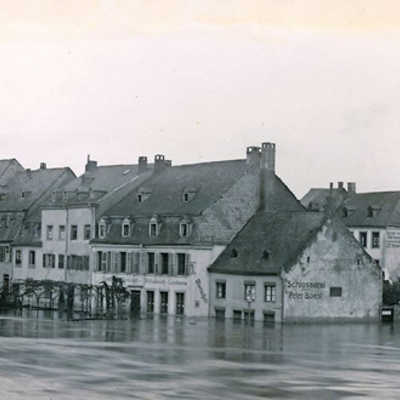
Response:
[0,1,400,399]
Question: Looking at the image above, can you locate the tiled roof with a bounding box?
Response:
[0,159,23,181]
[103,160,250,217]
[208,211,327,275]
[340,191,400,228]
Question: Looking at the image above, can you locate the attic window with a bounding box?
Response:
[367,206,373,218]
[99,219,107,239]
[121,218,132,237]
[149,216,160,238]
[137,194,143,203]
[262,250,270,260]
[122,169,130,175]
[137,188,152,203]
[182,188,197,203]
[231,249,238,258]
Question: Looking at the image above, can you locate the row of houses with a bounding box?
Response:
[0,144,384,322]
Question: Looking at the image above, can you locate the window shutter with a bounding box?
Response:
[140,252,146,274]
[107,252,111,272]
[168,253,174,276]
[155,253,159,275]
[185,254,192,275]
[52,254,55,268]
[42,254,46,268]
[134,253,140,274]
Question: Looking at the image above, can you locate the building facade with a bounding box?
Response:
[209,211,382,322]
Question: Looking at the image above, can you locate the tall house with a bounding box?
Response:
[90,143,303,317]
[12,156,153,287]
[1,163,75,288]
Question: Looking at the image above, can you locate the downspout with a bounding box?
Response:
[65,207,69,283]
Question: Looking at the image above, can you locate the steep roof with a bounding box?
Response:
[103,160,249,217]
[209,211,326,275]
[0,167,75,212]
[340,191,400,228]
[63,164,142,194]
[301,188,347,212]
[0,159,23,181]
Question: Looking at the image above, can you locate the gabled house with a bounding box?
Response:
[208,210,382,322]
[12,156,153,290]
[0,163,76,288]
[90,142,304,317]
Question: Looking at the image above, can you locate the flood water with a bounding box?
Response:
[0,311,399,399]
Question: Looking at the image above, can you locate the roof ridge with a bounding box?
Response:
[173,159,245,168]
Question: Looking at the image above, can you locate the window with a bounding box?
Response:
[0,246,7,262]
[176,292,185,315]
[215,308,225,320]
[122,223,130,237]
[59,225,65,240]
[179,222,190,237]
[84,225,91,240]
[147,252,155,274]
[150,223,157,238]
[70,225,78,240]
[264,283,276,302]
[137,194,143,203]
[29,250,35,268]
[330,287,342,297]
[99,223,106,239]
[359,232,367,248]
[367,206,373,217]
[372,232,380,249]
[233,310,242,322]
[160,291,168,314]
[58,254,64,269]
[15,250,22,266]
[262,250,270,260]
[216,281,226,299]
[244,282,256,302]
[177,253,186,275]
[161,253,169,275]
[183,193,189,202]
[43,254,55,268]
[120,252,127,273]
[147,291,154,313]
[231,248,238,258]
[46,225,53,240]
[264,311,275,324]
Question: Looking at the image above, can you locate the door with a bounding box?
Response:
[130,290,141,315]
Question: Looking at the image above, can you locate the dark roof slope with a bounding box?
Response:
[0,167,75,212]
[104,160,249,217]
[341,191,400,228]
[209,211,326,275]
[301,188,347,212]
[63,164,141,193]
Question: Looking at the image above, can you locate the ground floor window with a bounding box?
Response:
[176,292,185,315]
[29,250,36,268]
[263,311,275,324]
[233,310,242,322]
[244,282,256,302]
[43,253,55,268]
[215,307,225,320]
[146,290,154,313]
[58,254,64,269]
[330,287,342,297]
[160,291,168,314]
[243,309,255,324]
[15,250,22,266]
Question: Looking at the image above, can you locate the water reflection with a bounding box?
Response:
[0,310,399,399]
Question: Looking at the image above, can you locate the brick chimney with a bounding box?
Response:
[246,146,261,168]
[40,162,47,170]
[347,182,356,193]
[260,142,276,172]
[138,156,148,174]
[85,155,98,173]
[153,154,171,174]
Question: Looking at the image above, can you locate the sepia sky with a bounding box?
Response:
[1,1,400,197]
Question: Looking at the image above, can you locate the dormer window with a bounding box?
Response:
[121,218,132,238]
[182,188,197,203]
[99,218,108,239]
[342,207,348,218]
[231,248,238,258]
[179,216,192,238]
[367,206,373,218]
[149,216,160,238]
[262,250,270,260]
[137,187,152,203]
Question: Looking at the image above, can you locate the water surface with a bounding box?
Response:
[0,310,399,399]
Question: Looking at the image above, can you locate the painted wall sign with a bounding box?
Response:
[385,230,400,248]
[195,278,208,303]
[285,280,326,301]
